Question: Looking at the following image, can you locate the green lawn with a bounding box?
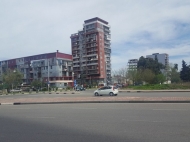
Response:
[125,83,190,90]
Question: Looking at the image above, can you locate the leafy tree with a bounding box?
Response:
[137,56,164,75]
[171,71,181,83]
[174,64,178,71]
[2,69,23,90]
[180,60,190,82]
[31,80,45,89]
[168,63,181,83]
[135,69,155,84]
[154,74,166,84]
[135,69,143,83]
[141,69,155,84]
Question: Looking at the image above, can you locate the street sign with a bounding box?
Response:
[74,80,77,86]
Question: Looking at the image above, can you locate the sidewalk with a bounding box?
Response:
[119,89,190,92]
[1,96,190,105]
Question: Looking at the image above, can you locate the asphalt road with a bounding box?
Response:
[0,103,190,142]
[1,90,190,99]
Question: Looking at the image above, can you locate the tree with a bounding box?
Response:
[141,69,155,84]
[137,56,164,75]
[174,64,178,71]
[112,68,128,84]
[154,74,166,84]
[2,69,23,90]
[118,67,128,83]
[180,60,190,82]
[127,69,137,85]
[168,63,181,83]
[31,80,43,89]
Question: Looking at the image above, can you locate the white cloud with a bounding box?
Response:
[0,0,190,71]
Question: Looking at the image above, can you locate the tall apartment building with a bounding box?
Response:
[0,51,73,88]
[70,17,111,85]
[127,59,138,70]
[146,53,169,73]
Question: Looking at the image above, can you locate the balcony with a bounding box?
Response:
[73,56,80,59]
[104,28,110,33]
[73,64,80,67]
[104,45,111,49]
[86,53,98,57]
[105,34,111,41]
[82,64,87,67]
[65,69,73,72]
[87,49,98,53]
[87,62,98,66]
[106,67,111,70]
[105,41,111,45]
[87,68,98,71]
[67,62,72,66]
[104,49,111,53]
[88,71,99,75]
[73,60,80,63]
[72,48,80,51]
[89,58,98,61]
[73,67,81,71]
[86,45,97,48]
[86,39,96,43]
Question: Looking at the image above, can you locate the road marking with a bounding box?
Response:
[72,107,97,110]
[11,108,31,109]
[1,103,14,105]
[153,109,188,111]
[122,119,164,123]
[26,116,55,119]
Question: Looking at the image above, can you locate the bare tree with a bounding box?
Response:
[118,67,128,83]
[112,67,128,84]
[127,69,137,85]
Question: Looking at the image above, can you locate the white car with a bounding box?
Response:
[10,89,22,93]
[94,86,118,96]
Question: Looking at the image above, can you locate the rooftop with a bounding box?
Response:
[84,17,108,25]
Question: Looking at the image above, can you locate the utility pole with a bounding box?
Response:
[48,59,50,92]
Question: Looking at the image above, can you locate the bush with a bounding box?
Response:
[67,86,72,90]
[41,88,47,91]
[49,87,51,91]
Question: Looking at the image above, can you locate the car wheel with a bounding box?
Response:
[95,92,99,96]
[109,92,114,96]
[115,94,117,96]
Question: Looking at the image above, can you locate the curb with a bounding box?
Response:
[0,92,80,96]
[119,90,190,93]
[1,100,190,105]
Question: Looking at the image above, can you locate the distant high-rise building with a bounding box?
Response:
[70,17,111,85]
[146,53,169,73]
[127,59,138,70]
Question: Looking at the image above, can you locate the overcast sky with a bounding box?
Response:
[1,0,190,70]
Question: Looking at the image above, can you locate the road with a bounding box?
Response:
[0,103,190,142]
[1,90,190,99]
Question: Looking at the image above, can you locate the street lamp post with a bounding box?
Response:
[88,74,91,86]
[12,70,16,90]
[72,72,75,89]
[2,83,4,94]
[48,59,50,92]
[105,61,107,85]
[90,75,91,86]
